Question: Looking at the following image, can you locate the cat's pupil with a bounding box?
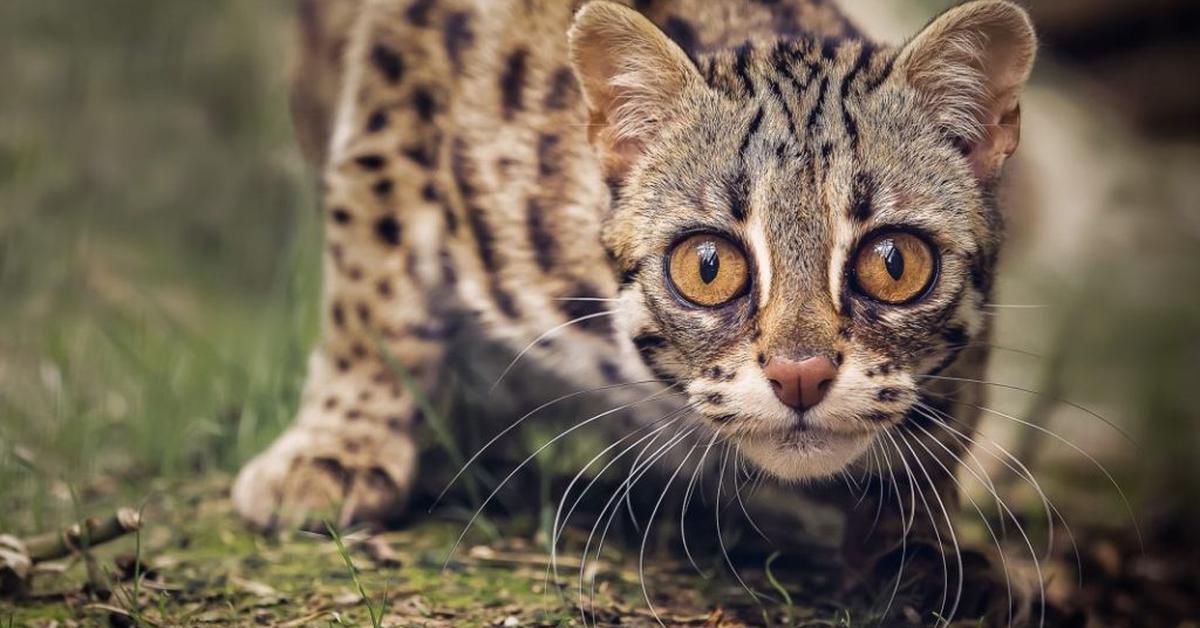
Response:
[878,240,905,280]
[697,241,719,284]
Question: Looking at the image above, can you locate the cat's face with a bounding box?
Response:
[571,1,1035,481]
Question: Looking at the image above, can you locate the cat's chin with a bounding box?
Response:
[736,428,874,482]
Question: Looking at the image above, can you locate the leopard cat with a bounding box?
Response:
[234,0,1036,619]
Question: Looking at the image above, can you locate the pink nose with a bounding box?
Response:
[763,355,838,411]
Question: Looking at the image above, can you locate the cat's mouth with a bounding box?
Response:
[732,420,877,481]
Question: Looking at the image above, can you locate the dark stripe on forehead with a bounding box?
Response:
[739,106,764,157]
[850,172,876,221]
[805,76,829,132]
[863,52,897,95]
[766,78,799,142]
[725,170,750,222]
[840,43,875,150]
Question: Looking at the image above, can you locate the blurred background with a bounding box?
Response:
[1,0,1197,624]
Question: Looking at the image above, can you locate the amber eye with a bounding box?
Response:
[852,231,937,304]
[667,234,750,307]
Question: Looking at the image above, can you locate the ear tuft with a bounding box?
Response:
[897,0,1036,179]
[569,1,702,179]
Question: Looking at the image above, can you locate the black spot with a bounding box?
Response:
[725,170,750,221]
[876,388,902,402]
[820,38,839,60]
[850,172,875,221]
[376,279,392,298]
[421,182,439,202]
[705,392,726,406]
[366,110,388,133]
[526,198,556,272]
[370,44,404,83]
[634,334,666,353]
[599,360,623,383]
[500,49,528,119]
[336,358,351,372]
[331,207,352,224]
[375,215,402,246]
[401,143,437,169]
[703,366,723,380]
[543,67,578,110]
[412,87,437,121]
[405,0,436,27]
[331,302,345,328]
[663,16,699,59]
[442,11,474,73]
[372,179,393,197]
[356,303,372,324]
[355,154,387,171]
[351,343,368,359]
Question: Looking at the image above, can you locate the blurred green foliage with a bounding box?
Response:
[0,0,320,531]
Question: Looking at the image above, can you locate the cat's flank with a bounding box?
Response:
[234,0,1034,617]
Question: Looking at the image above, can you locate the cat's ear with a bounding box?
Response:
[569,1,703,180]
[896,0,1036,180]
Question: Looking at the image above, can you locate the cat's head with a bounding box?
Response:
[569,1,1036,480]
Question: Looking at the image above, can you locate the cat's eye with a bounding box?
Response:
[852,231,936,304]
[667,234,749,307]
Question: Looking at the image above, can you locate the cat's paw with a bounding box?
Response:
[231,423,417,532]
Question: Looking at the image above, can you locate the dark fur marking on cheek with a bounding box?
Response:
[876,387,902,402]
[356,303,372,325]
[331,207,352,225]
[500,48,529,119]
[705,392,726,406]
[712,413,737,424]
[331,302,346,328]
[370,44,404,84]
[543,67,578,110]
[560,281,614,337]
[619,260,642,287]
[375,215,402,246]
[442,11,474,73]
[863,411,892,423]
[702,365,723,380]
[526,198,556,273]
[634,334,667,353]
[850,171,875,221]
[599,359,623,383]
